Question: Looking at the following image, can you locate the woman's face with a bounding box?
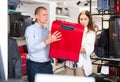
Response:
[79,14,89,27]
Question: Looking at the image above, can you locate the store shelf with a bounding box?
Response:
[56,15,69,18]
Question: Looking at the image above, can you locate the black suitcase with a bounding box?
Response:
[9,12,32,37]
[109,16,120,58]
[20,16,32,37]
[94,29,109,58]
[9,12,22,37]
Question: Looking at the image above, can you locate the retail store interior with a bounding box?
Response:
[0,0,120,82]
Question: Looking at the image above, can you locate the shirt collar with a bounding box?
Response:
[35,22,47,29]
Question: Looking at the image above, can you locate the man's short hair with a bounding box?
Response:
[34,7,47,15]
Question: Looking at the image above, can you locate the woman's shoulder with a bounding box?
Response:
[90,30,95,34]
[88,30,96,37]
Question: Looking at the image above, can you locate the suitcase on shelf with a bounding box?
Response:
[19,46,28,75]
[20,16,32,37]
[97,0,109,12]
[9,12,22,37]
[114,0,120,14]
[21,54,27,75]
[109,16,120,58]
[49,20,84,62]
[9,12,32,37]
[94,29,109,58]
[109,0,114,13]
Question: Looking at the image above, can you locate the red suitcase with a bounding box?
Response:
[19,46,27,75]
[49,20,84,62]
[114,0,120,14]
[21,54,27,75]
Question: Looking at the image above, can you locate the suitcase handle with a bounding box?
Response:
[61,24,74,30]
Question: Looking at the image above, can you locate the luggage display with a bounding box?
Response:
[97,0,120,14]
[49,20,84,62]
[109,16,120,58]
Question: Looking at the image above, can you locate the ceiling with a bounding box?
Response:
[47,0,97,6]
[48,0,97,2]
[48,0,80,1]
[20,0,97,7]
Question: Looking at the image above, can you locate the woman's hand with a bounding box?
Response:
[80,47,86,54]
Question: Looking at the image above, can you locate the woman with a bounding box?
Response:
[65,10,96,76]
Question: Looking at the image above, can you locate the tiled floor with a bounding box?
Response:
[54,65,98,75]
[22,76,28,82]
[22,54,99,82]
[22,63,98,82]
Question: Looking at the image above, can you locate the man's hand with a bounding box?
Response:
[44,31,62,45]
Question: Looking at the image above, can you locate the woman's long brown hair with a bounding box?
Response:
[78,10,95,32]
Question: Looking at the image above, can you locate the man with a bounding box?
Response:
[25,6,62,82]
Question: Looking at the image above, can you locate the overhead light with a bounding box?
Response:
[76,1,81,5]
[84,3,88,6]
[84,0,90,6]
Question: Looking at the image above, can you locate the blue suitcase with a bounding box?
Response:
[97,0,110,12]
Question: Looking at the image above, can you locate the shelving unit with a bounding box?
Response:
[90,0,120,77]
[90,0,120,30]
[91,55,120,77]
[56,15,69,19]
[55,6,70,21]
[89,0,110,30]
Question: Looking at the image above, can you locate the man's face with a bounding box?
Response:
[36,9,48,25]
